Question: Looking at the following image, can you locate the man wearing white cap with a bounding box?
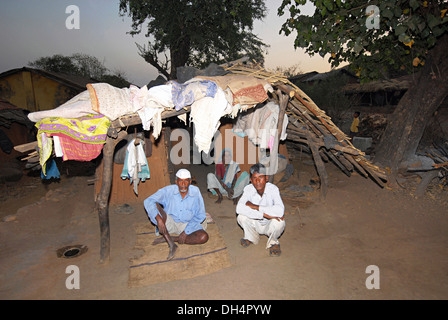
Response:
[144,168,209,260]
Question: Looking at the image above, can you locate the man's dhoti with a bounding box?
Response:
[237,214,285,249]
[155,214,207,236]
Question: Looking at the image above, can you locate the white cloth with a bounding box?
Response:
[126,139,148,182]
[237,214,285,249]
[137,83,174,138]
[52,135,63,158]
[28,90,97,122]
[189,86,232,153]
[87,83,134,120]
[233,101,288,149]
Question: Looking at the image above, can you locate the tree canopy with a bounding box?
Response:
[279,0,448,81]
[119,0,269,79]
[29,53,131,88]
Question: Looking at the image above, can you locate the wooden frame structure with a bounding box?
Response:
[95,64,387,263]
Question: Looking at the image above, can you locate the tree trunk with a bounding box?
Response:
[170,36,191,79]
[374,34,448,180]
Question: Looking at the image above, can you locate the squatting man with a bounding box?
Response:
[144,169,208,260]
[236,163,285,257]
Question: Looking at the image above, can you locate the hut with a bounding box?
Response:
[0,67,94,112]
[21,62,387,263]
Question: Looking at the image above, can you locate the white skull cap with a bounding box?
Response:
[176,168,191,179]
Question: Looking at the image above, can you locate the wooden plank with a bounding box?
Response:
[14,141,38,153]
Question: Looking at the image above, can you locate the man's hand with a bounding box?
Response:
[245,201,259,210]
[178,231,187,244]
[263,213,285,221]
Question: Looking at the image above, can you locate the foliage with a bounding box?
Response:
[273,63,303,77]
[28,53,131,87]
[119,0,269,78]
[299,74,357,126]
[278,0,448,81]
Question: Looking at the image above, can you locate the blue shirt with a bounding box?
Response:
[143,184,206,235]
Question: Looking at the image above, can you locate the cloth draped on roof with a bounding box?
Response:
[35,114,111,174]
[198,74,272,106]
[170,78,218,111]
[28,90,97,122]
[232,101,288,150]
[27,74,276,178]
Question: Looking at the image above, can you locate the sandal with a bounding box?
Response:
[269,244,281,257]
[240,238,252,248]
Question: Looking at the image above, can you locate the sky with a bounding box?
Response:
[0,0,333,87]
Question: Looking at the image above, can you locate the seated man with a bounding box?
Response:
[236,163,285,257]
[144,168,209,260]
[207,148,249,204]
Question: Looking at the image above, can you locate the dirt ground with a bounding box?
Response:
[1,150,447,300]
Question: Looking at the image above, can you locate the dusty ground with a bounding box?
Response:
[1,150,447,300]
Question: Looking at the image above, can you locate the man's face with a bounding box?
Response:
[176,177,191,194]
[250,172,267,195]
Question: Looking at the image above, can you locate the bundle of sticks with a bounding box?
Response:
[14,141,41,170]
[225,64,388,198]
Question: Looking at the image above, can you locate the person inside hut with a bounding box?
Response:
[144,168,209,260]
[349,111,361,140]
[207,148,250,204]
[236,163,285,257]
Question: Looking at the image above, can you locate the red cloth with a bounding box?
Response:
[53,133,104,161]
[216,163,225,180]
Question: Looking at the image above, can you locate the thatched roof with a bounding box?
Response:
[343,74,415,93]
[111,63,387,196]
[224,64,387,192]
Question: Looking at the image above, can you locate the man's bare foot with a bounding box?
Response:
[167,243,178,260]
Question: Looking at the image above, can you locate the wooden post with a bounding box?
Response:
[269,90,289,182]
[96,128,127,264]
[306,130,328,200]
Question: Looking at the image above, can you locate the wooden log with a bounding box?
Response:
[110,107,191,129]
[96,129,128,264]
[324,149,351,176]
[306,130,328,200]
[345,154,369,178]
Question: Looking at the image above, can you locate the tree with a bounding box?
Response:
[119,0,269,79]
[29,53,131,87]
[279,0,448,182]
[29,54,79,75]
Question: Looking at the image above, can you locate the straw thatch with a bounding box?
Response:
[224,63,387,192]
[109,63,387,197]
